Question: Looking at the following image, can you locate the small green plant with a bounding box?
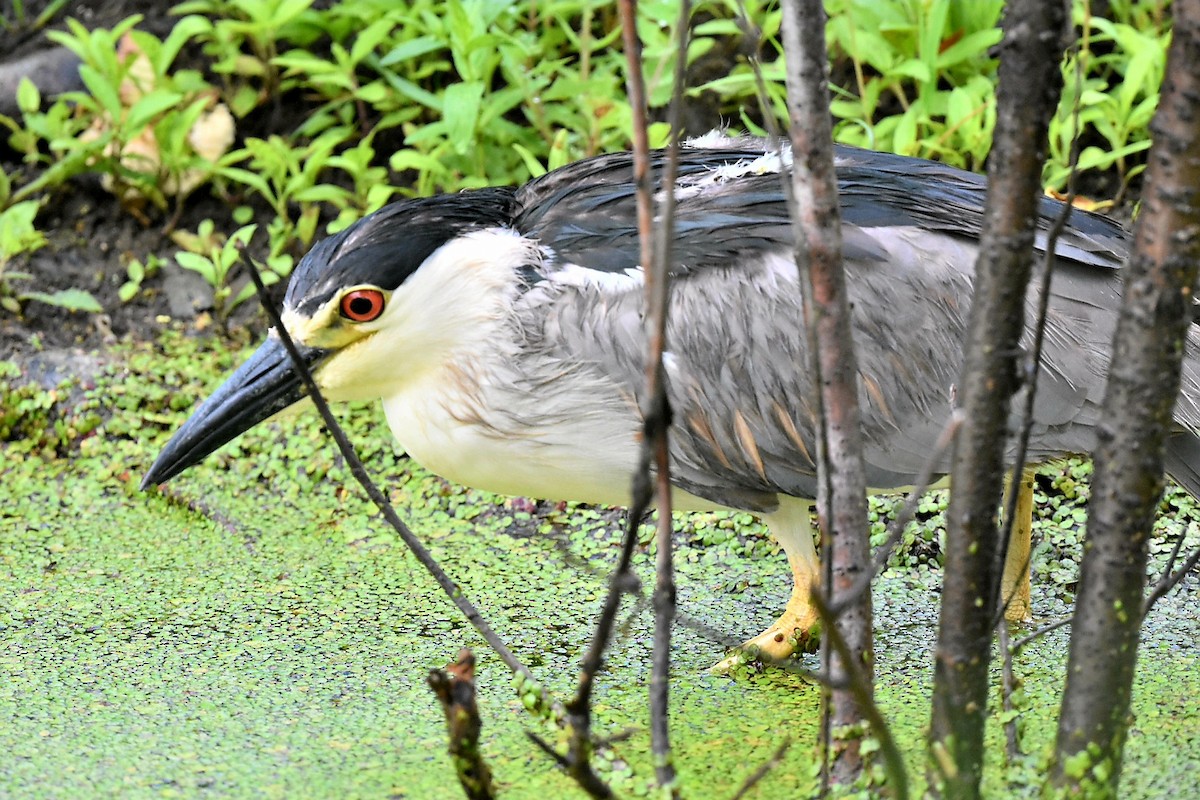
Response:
[43,16,236,222]
[217,126,354,255]
[171,0,322,116]
[1045,1,1169,201]
[119,253,166,303]
[0,0,70,33]
[0,201,104,314]
[0,200,48,312]
[172,221,279,320]
[0,77,103,209]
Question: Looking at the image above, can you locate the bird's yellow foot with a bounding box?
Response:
[711,601,821,673]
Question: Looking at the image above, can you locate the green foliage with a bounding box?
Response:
[37,16,234,215]
[0,0,70,32]
[0,200,46,274]
[0,200,100,313]
[171,0,322,113]
[1045,1,1170,201]
[119,253,165,302]
[171,220,282,320]
[0,0,1173,314]
[0,360,104,455]
[0,75,104,207]
[700,0,1168,184]
[824,0,1005,169]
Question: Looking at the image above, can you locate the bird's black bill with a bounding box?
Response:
[141,336,329,488]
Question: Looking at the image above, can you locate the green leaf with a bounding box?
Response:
[158,15,213,74]
[215,166,274,201]
[350,18,395,64]
[293,184,352,203]
[126,90,186,133]
[379,35,443,66]
[935,28,1003,71]
[511,144,546,178]
[78,64,123,118]
[442,81,484,153]
[175,251,218,284]
[20,289,103,313]
[888,59,933,84]
[17,78,41,115]
[229,85,262,118]
[376,72,442,111]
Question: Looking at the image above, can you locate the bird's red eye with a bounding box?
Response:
[340,289,385,322]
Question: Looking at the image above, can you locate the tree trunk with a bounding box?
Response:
[1051,1,1200,793]
[780,0,873,786]
[928,2,1068,797]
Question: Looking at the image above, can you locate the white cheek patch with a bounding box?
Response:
[303,227,542,402]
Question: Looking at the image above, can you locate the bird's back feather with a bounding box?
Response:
[499,142,1200,509]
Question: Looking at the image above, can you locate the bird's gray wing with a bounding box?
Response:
[515,144,1130,274]
[511,146,1141,510]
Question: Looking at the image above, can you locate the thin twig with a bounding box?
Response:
[1010,616,1073,654]
[550,1,678,791]
[237,248,570,747]
[628,0,690,793]
[563,507,642,799]
[1143,530,1200,617]
[782,1,876,788]
[730,738,792,800]
[1156,522,1190,586]
[829,411,963,617]
[993,39,1087,627]
[810,591,908,800]
[997,622,1021,762]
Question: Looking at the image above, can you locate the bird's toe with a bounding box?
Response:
[710,604,821,674]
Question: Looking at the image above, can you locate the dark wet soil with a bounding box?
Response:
[0,0,309,360]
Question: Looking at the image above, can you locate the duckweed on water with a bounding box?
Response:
[1,334,1198,797]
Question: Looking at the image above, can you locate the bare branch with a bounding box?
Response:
[1053,1,1200,789]
[780,0,874,786]
[238,247,561,723]
[427,649,496,800]
[1143,524,1200,616]
[1010,616,1073,655]
[557,1,689,793]
[996,623,1021,763]
[993,41,1088,629]
[929,3,1068,795]
[729,738,792,800]
[811,592,908,800]
[633,0,692,793]
[830,411,963,618]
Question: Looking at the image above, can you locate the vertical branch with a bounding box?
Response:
[927,2,1068,798]
[237,248,562,722]
[651,0,690,796]
[1052,0,1200,791]
[779,0,873,787]
[621,0,683,794]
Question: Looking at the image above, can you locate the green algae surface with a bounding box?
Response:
[2,334,1198,798]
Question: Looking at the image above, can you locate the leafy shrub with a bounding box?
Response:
[0,0,1173,313]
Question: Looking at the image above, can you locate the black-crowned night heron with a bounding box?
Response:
[142,135,1200,664]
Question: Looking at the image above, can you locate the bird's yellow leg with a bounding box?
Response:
[1001,468,1035,622]
[713,499,820,672]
